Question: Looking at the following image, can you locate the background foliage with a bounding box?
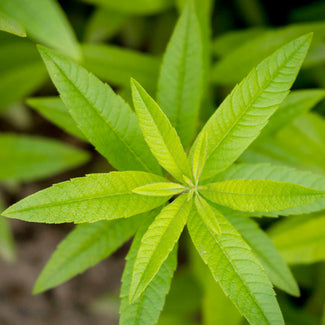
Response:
[0,0,324,324]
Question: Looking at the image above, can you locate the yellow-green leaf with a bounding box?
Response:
[133,182,185,196]
[194,194,221,235]
[201,179,325,212]
[129,194,191,302]
[188,209,284,325]
[0,11,26,37]
[191,129,207,184]
[131,78,191,182]
[38,46,161,174]
[192,34,312,180]
[270,212,325,264]
[120,209,177,325]
[3,171,169,224]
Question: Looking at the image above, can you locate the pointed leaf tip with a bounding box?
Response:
[3,172,168,223]
[197,33,315,179]
[129,195,190,301]
[156,0,203,147]
[131,78,192,182]
[38,45,161,173]
[201,179,325,213]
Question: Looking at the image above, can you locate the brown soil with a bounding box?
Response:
[0,219,124,325]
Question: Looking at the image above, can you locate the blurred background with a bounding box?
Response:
[0,0,324,324]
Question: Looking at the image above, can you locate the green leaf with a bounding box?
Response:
[243,112,325,175]
[201,179,324,212]
[0,11,26,37]
[0,133,89,182]
[161,268,202,316]
[38,45,161,175]
[228,216,299,296]
[129,194,191,302]
[292,112,325,148]
[258,89,325,139]
[158,315,198,325]
[212,22,325,85]
[133,182,185,196]
[84,7,128,43]
[120,210,177,325]
[194,194,221,235]
[82,43,160,91]
[212,27,266,58]
[34,213,144,294]
[81,0,173,15]
[193,34,312,180]
[27,97,86,140]
[131,78,191,182]
[0,0,81,61]
[189,234,236,325]
[3,171,168,224]
[241,137,300,168]
[202,270,242,325]
[0,198,16,263]
[207,163,325,217]
[304,43,325,68]
[157,1,203,147]
[187,209,284,325]
[191,129,208,184]
[0,34,47,113]
[270,212,325,264]
[178,0,214,97]
[0,216,15,263]
[273,113,325,174]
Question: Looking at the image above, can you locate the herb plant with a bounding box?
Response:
[1,1,325,325]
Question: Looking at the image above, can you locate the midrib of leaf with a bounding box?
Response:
[205,39,307,164]
[132,221,179,293]
[196,215,271,324]
[128,259,175,323]
[203,188,322,198]
[52,60,154,173]
[5,192,144,214]
[134,84,189,180]
[131,196,189,297]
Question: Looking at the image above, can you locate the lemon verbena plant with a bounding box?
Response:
[2,3,325,325]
